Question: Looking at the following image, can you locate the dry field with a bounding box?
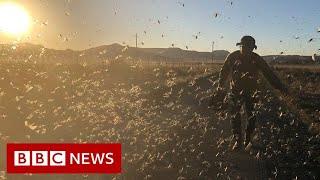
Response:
[0,60,318,179]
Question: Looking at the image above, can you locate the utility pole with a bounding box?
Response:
[135,33,138,48]
[211,41,214,63]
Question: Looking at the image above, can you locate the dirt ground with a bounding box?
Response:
[0,61,318,179]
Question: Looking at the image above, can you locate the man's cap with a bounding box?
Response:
[236,36,257,49]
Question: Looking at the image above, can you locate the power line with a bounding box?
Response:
[212,41,214,63]
[136,33,138,48]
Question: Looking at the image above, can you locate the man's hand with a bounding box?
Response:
[209,86,227,107]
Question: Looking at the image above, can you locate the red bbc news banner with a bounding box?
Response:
[7,143,121,173]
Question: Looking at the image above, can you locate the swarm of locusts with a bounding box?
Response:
[0,57,318,180]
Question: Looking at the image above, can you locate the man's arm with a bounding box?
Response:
[207,54,233,107]
[256,56,289,94]
[217,53,233,89]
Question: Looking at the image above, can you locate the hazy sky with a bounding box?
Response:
[1,0,319,55]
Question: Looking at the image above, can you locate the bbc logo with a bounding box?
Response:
[14,151,66,166]
[7,143,121,173]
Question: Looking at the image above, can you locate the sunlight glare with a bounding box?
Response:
[0,2,31,36]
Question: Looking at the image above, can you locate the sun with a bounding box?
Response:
[0,2,31,36]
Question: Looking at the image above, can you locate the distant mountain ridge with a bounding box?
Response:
[84,43,230,62]
[0,43,316,64]
[0,43,229,62]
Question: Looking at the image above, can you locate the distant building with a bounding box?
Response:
[265,55,313,64]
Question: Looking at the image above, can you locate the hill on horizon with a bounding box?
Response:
[0,43,316,64]
[0,43,229,63]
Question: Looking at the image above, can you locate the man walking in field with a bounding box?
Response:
[216,36,289,150]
